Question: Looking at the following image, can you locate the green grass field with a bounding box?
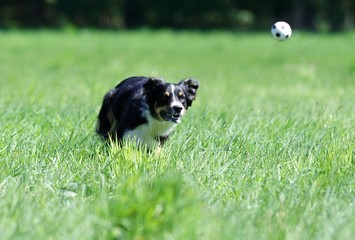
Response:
[0,30,354,240]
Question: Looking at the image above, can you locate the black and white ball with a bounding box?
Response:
[271,21,292,41]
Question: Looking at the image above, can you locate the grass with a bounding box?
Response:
[0,29,354,239]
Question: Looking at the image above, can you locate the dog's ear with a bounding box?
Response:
[178,78,200,107]
[144,77,165,93]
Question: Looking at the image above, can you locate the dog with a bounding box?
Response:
[96,76,199,149]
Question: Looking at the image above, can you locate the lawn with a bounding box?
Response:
[0,30,354,240]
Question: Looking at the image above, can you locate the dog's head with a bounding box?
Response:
[144,77,199,123]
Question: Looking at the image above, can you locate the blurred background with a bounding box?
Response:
[0,0,354,32]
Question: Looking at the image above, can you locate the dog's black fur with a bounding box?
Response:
[96,76,199,149]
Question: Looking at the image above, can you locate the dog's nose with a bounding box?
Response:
[172,106,183,113]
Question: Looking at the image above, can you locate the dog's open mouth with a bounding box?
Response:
[160,111,181,123]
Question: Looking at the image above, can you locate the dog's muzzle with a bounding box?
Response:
[160,105,184,123]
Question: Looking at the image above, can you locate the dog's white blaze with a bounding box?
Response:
[123,110,178,149]
[170,84,186,117]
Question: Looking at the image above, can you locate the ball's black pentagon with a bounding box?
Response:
[276,33,281,38]
[285,35,289,38]
[272,25,276,29]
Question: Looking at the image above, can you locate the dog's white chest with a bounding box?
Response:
[123,115,177,149]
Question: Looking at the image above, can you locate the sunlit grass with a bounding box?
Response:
[0,30,354,239]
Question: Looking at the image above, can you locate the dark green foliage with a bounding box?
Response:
[0,0,354,31]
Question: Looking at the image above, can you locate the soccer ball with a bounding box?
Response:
[271,21,292,41]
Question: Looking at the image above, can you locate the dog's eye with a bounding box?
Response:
[178,91,185,99]
[163,92,170,99]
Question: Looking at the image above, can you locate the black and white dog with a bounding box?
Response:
[96,76,199,149]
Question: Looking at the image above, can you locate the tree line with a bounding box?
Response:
[0,0,354,32]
